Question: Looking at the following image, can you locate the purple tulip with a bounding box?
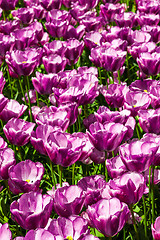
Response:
[0,71,6,93]
[64,38,84,65]
[8,159,45,194]
[43,40,66,56]
[64,24,86,40]
[87,198,129,237]
[0,34,15,64]
[42,54,68,74]
[100,3,126,22]
[128,42,157,60]
[0,136,7,149]
[5,48,42,77]
[31,124,55,155]
[53,185,85,217]
[124,91,151,116]
[11,7,35,25]
[137,52,160,76]
[108,172,146,205]
[3,118,35,146]
[45,131,85,167]
[0,19,20,35]
[32,72,59,95]
[53,73,99,106]
[87,121,128,152]
[0,147,16,180]
[83,31,104,50]
[106,155,128,179]
[128,30,151,45]
[0,94,8,114]
[39,0,62,10]
[81,235,100,240]
[152,216,160,240]
[0,0,18,10]
[15,228,60,240]
[46,215,89,239]
[141,133,160,166]
[138,108,160,134]
[0,223,12,240]
[102,47,126,72]
[88,147,106,164]
[119,139,158,172]
[10,191,53,230]
[0,99,27,122]
[101,83,128,108]
[77,175,107,207]
[114,12,136,28]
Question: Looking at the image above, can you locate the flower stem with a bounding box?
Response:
[72,163,75,185]
[129,204,139,240]
[18,146,23,162]
[151,165,155,224]
[6,65,13,99]
[142,195,147,238]
[26,76,33,122]
[58,165,63,187]
[18,77,27,105]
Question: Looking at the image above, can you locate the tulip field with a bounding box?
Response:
[0,0,160,239]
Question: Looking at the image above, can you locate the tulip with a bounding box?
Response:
[0,223,12,240]
[15,228,60,240]
[10,191,53,230]
[138,109,160,134]
[11,7,35,25]
[108,172,147,205]
[0,147,16,180]
[106,155,128,179]
[5,48,42,77]
[77,175,107,207]
[87,198,130,237]
[8,159,45,194]
[46,216,89,239]
[152,216,160,240]
[0,99,27,122]
[53,185,85,217]
[31,124,55,155]
[119,139,158,172]
[42,54,68,74]
[0,0,18,10]
[3,118,35,146]
[87,121,128,152]
[45,131,85,167]
[64,38,84,66]
[137,52,160,76]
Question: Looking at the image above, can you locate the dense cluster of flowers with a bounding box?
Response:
[0,0,159,239]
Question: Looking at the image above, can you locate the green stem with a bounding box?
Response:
[18,77,27,105]
[104,152,108,182]
[26,76,33,122]
[98,67,102,85]
[142,195,147,238]
[50,161,56,188]
[149,166,152,221]
[6,65,13,99]
[151,165,155,224]
[136,123,140,139]
[36,91,39,107]
[4,180,12,202]
[18,146,23,162]
[123,227,126,240]
[72,163,75,185]
[118,70,121,84]
[129,204,139,240]
[58,165,63,187]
